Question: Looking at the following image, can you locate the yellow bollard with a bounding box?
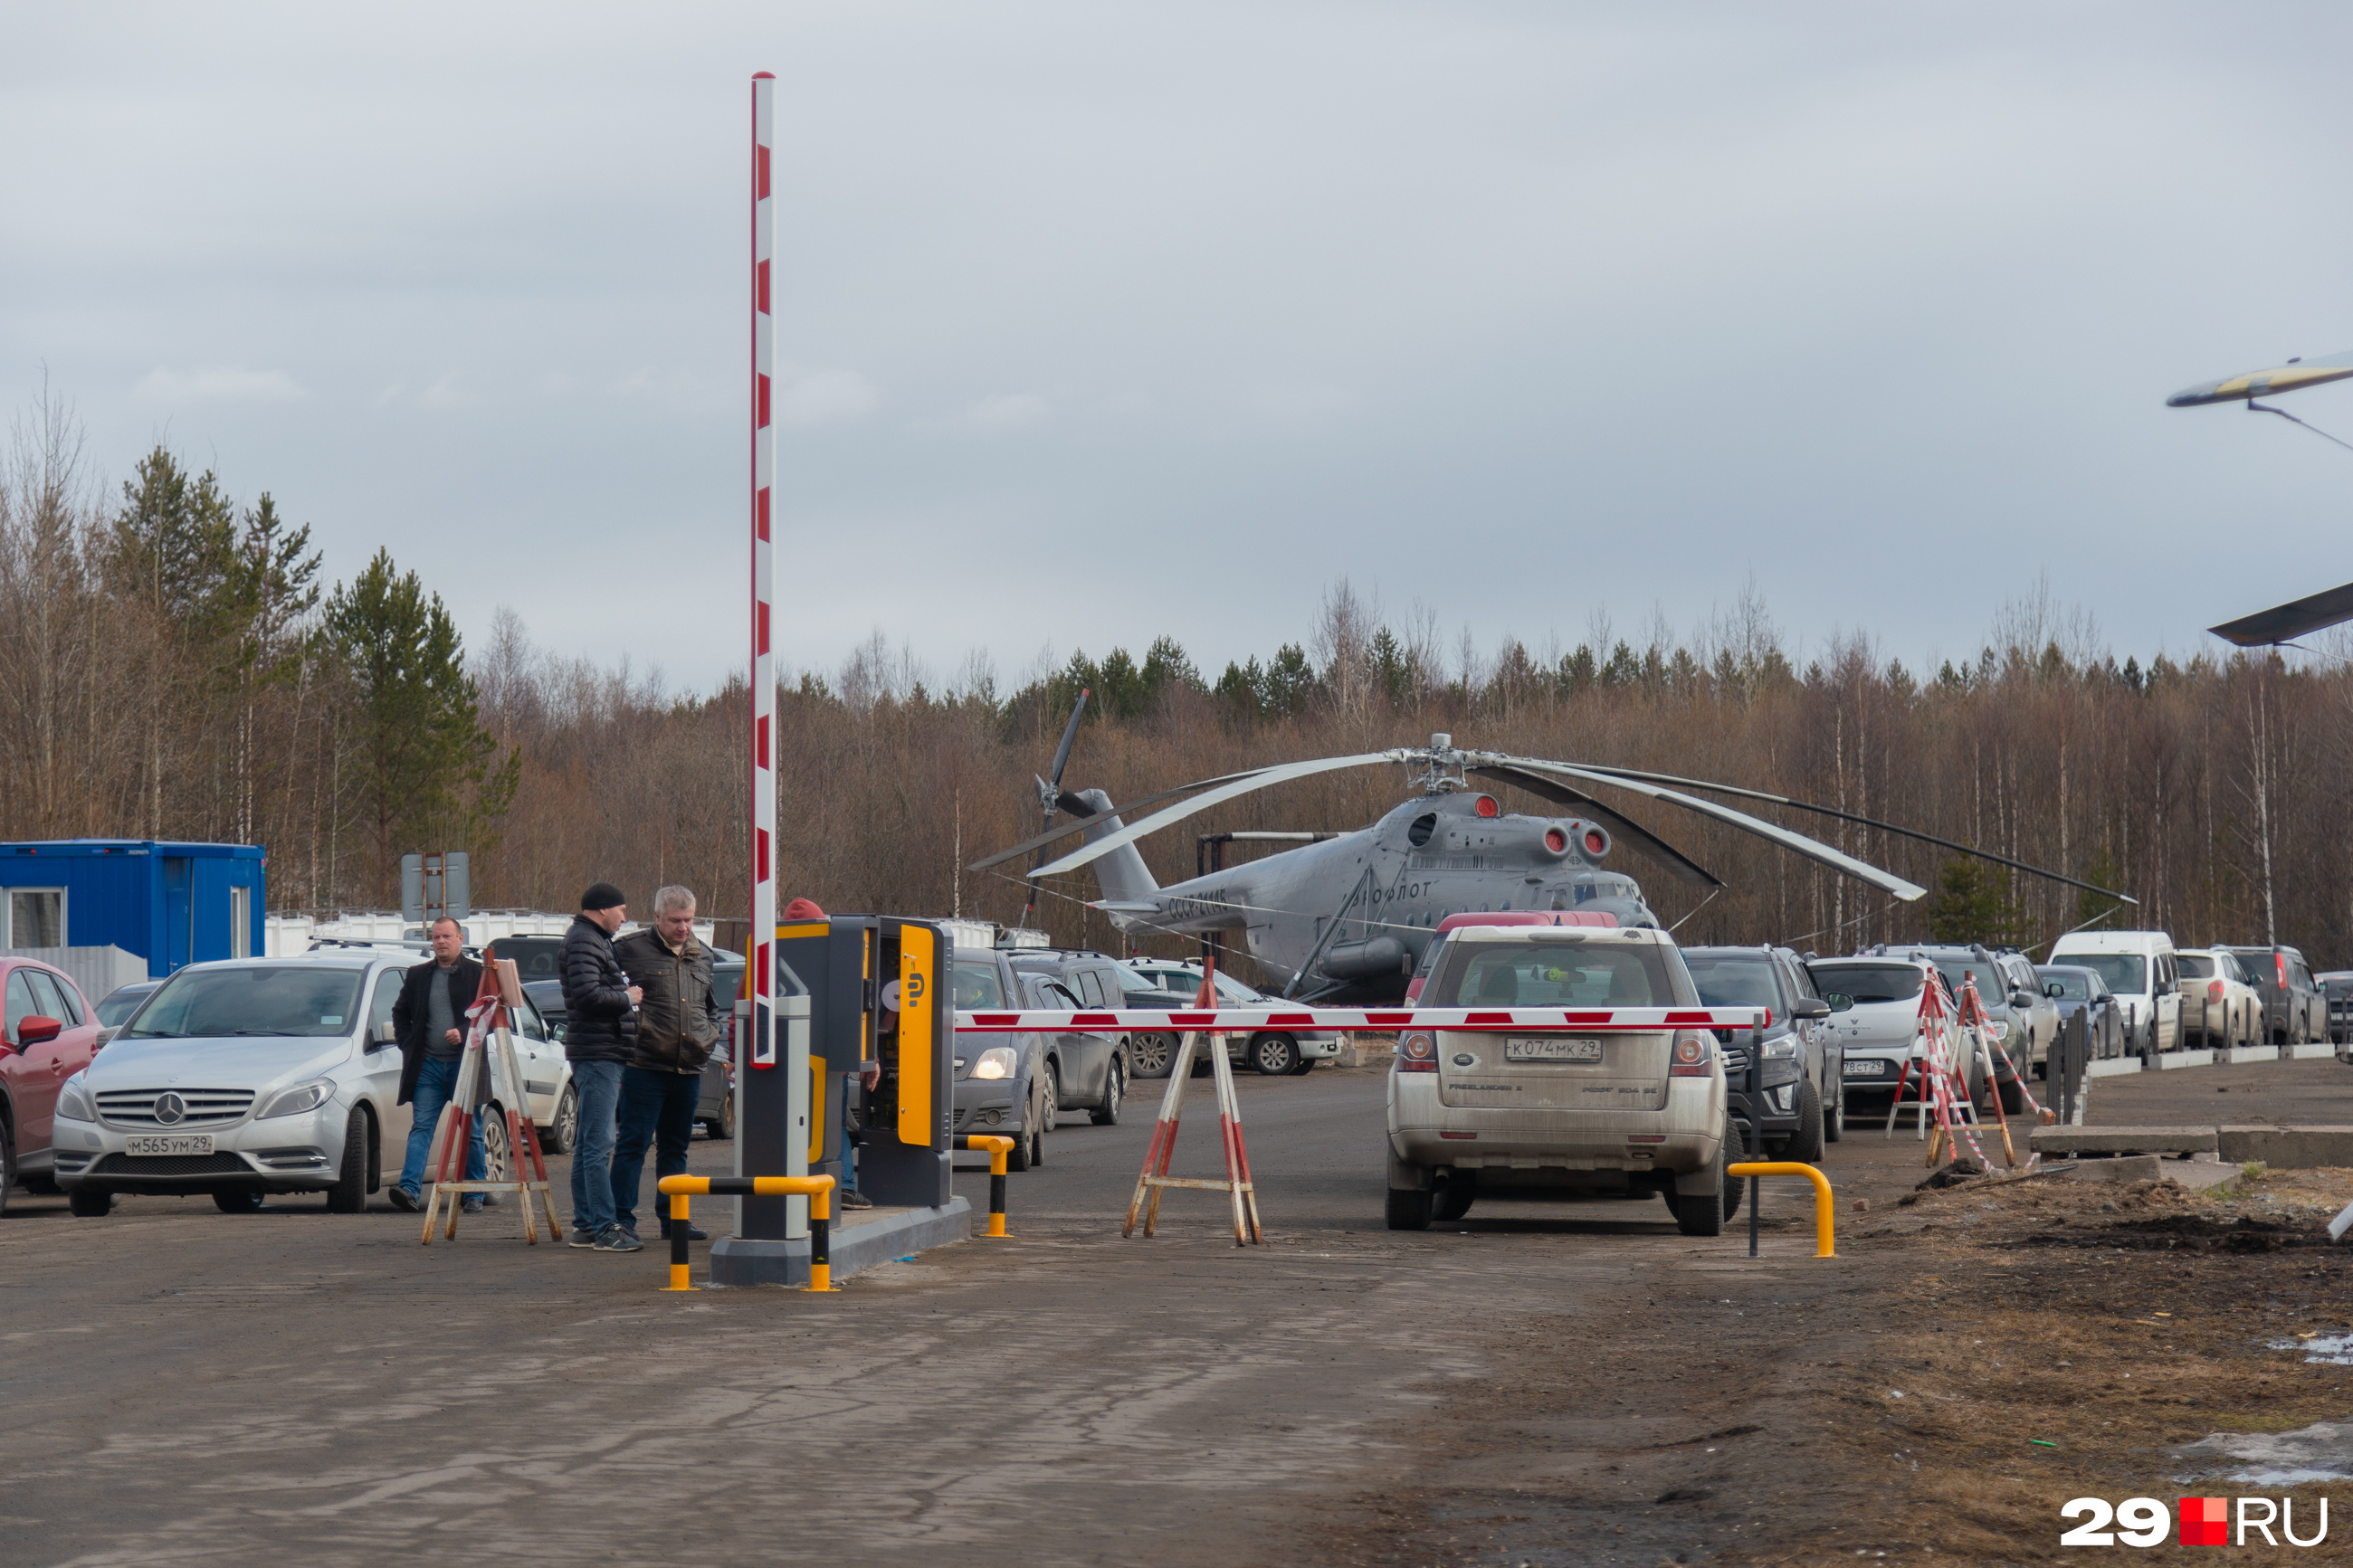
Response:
[662,1191,697,1291]
[1726,1162,1837,1258]
[958,1135,1015,1237]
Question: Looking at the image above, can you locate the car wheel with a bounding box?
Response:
[1386,1186,1433,1231]
[1673,1117,1735,1238]
[1996,1069,2025,1117]
[68,1186,112,1217]
[0,1115,12,1219]
[1129,1032,1176,1079]
[326,1107,370,1212]
[481,1107,513,1183]
[214,1190,266,1214]
[1433,1173,1475,1222]
[1288,1054,1315,1077]
[1090,1058,1124,1126]
[542,1083,579,1155]
[715,1089,736,1141]
[1824,1074,1845,1143]
[1007,1120,1034,1173]
[1251,1033,1300,1076]
[1786,1079,1826,1164]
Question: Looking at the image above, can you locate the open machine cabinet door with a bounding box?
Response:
[867,917,953,1206]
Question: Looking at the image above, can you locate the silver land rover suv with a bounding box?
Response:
[1386,926,1743,1236]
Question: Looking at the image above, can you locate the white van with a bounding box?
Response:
[2046,931,2180,1056]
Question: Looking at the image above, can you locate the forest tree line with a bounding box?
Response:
[5,404,2348,974]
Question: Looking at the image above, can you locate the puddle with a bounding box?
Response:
[2176,1421,2353,1484]
[2267,1333,2353,1364]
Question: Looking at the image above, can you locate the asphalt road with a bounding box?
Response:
[2,1060,1910,1568]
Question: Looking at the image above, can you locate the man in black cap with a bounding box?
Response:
[561,882,642,1250]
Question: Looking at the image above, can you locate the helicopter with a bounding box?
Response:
[975,721,2131,1004]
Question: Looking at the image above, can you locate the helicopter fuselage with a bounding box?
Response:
[1090,788,1655,1003]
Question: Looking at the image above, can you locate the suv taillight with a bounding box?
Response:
[2209,979,2224,1004]
[1396,1031,1438,1073]
[1669,1029,1711,1078]
[2280,953,2290,988]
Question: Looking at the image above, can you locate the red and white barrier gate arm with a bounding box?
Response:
[950,1007,1768,1033]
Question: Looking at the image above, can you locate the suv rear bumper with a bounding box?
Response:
[1386,1066,1727,1181]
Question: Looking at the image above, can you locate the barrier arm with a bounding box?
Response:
[657,1174,836,1293]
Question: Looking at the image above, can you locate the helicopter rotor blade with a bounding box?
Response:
[1567,762,2139,906]
[967,767,1276,873]
[1465,765,1725,889]
[1030,752,1406,878]
[1483,755,1928,901]
[1045,689,1090,799]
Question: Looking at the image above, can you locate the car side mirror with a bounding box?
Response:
[1824,993,1853,1013]
[17,1014,62,1048]
[1792,999,1830,1021]
[372,1022,398,1047]
[2009,989,2034,1008]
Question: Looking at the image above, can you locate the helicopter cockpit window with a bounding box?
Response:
[1407,813,1438,848]
[952,958,1007,1009]
[1424,939,1697,1010]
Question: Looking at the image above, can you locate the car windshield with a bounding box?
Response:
[1933,962,2003,1002]
[1808,963,1924,1004]
[2176,955,2213,979]
[2040,971,2094,1000]
[952,958,1007,1008]
[96,986,156,1028]
[1424,939,1694,1009]
[2062,954,2146,993]
[125,965,367,1039]
[1682,955,1779,1011]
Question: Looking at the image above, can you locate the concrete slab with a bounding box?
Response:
[2087,1056,2145,1079]
[2215,1126,2353,1169]
[2032,1125,2216,1156]
[2288,1043,2342,1060]
[2062,1154,2238,1191]
[2153,1049,2218,1070]
[707,1197,972,1288]
[2223,1046,2281,1065]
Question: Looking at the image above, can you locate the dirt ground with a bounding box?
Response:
[1325,1062,2353,1567]
[11,1058,2353,1566]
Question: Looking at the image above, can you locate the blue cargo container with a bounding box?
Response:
[0,841,266,977]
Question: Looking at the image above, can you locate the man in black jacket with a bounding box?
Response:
[389,917,488,1212]
[610,885,724,1241]
[561,882,642,1250]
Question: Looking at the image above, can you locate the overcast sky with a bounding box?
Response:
[7,4,2352,697]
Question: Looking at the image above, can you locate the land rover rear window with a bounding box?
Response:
[1424,940,1697,1010]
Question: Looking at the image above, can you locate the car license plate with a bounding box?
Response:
[1503,1037,1604,1063]
[127,1135,214,1155]
[1842,1059,1886,1079]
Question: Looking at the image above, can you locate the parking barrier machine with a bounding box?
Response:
[710,915,965,1288]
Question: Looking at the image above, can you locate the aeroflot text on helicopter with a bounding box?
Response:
[2059,1497,2329,1547]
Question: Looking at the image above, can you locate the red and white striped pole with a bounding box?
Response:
[749,72,777,1075]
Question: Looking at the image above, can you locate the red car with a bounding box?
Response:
[2,958,106,1212]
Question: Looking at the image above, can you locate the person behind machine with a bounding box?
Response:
[609,885,726,1243]
[562,881,642,1251]
[388,917,489,1213]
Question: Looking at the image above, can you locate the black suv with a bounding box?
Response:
[1681,946,1843,1160]
[2215,946,2331,1046]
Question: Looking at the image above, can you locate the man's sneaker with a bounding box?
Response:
[387,1186,420,1212]
[461,1196,486,1215]
[478,1192,500,1208]
[593,1226,643,1252]
[658,1222,709,1242]
[841,1189,874,1210]
[566,1227,598,1248]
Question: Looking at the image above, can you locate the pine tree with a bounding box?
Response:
[323,548,516,879]
[1926,859,2018,946]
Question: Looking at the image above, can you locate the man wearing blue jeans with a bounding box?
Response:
[560,883,642,1250]
[389,917,488,1211]
[610,886,724,1240]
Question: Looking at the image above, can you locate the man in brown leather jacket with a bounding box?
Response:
[609,886,724,1240]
